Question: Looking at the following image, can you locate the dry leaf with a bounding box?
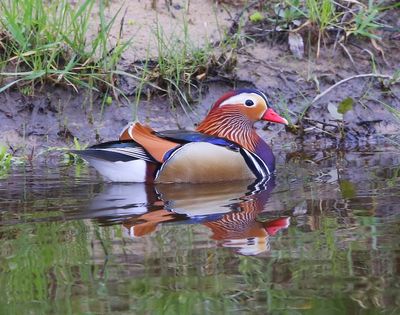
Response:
[288,32,304,59]
[196,73,206,80]
[327,102,343,120]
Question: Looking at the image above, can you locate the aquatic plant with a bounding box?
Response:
[0,145,12,176]
[65,137,87,165]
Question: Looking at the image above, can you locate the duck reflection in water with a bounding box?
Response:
[90,178,290,256]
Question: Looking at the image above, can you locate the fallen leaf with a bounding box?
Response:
[328,102,343,120]
[288,32,304,59]
[371,38,386,62]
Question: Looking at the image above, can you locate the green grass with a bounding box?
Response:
[305,0,336,29]
[0,0,130,93]
[152,17,213,112]
[0,144,12,177]
[349,2,388,39]
[125,11,244,114]
[263,0,397,57]
[0,0,242,116]
[305,0,337,56]
[0,0,397,130]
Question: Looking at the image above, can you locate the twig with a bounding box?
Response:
[303,116,338,128]
[297,73,396,123]
[311,73,395,105]
[332,1,355,54]
[119,7,128,41]
[185,0,190,14]
[338,43,356,69]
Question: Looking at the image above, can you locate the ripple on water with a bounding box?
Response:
[0,148,400,314]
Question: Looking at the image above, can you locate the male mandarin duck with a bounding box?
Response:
[74,88,288,183]
[114,180,290,255]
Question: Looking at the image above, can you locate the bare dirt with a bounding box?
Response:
[91,0,237,59]
[1,1,399,162]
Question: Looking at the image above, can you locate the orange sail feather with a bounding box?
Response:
[120,122,179,163]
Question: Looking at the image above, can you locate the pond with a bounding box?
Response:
[0,146,399,314]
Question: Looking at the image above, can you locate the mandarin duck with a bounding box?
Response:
[112,179,290,255]
[74,89,288,183]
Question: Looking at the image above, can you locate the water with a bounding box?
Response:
[1,146,400,314]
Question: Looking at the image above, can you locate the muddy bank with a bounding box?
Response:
[0,46,399,161]
[0,2,399,161]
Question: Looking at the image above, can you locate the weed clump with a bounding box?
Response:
[245,0,397,58]
[0,0,130,93]
[117,17,243,113]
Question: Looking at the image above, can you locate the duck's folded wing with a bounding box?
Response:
[71,141,161,182]
[155,130,240,150]
[119,123,180,162]
[71,140,156,163]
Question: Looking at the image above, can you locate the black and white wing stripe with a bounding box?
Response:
[240,148,271,179]
[71,141,157,163]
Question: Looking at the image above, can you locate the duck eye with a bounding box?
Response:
[245,99,254,106]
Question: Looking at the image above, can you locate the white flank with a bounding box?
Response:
[87,158,147,182]
[90,183,149,216]
[223,238,269,256]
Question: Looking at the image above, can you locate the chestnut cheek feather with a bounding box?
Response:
[262,108,288,125]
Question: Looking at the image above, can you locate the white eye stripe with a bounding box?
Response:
[220,93,264,107]
[259,91,268,102]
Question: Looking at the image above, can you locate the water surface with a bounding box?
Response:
[1,147,399,314]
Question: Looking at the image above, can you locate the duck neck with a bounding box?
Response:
[196,107,276,171]
[196,108,260,153]
[253,138,275,173]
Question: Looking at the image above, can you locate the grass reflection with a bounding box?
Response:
[0,153,400,314]
[0,220,91,314]
[0,214,399,314]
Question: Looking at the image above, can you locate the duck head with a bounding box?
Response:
[196,88,288,151]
